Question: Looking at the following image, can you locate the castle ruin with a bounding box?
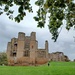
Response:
[48,52,70,62]
[7,32,49,66]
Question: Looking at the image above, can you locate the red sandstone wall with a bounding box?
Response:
[36,58,48,64]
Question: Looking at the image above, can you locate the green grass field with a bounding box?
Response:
[0,62,75,75]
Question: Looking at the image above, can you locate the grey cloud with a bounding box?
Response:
[0,0,75,61]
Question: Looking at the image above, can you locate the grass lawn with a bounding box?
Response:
[0,62,75,75]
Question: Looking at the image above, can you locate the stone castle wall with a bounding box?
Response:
[48,52,69,62]
[7,32,49,66]
[6,32,69,66]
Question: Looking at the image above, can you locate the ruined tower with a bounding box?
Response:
[6,32,49,66]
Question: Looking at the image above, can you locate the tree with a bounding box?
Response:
[0,52,8,65]
[0,0,75,42]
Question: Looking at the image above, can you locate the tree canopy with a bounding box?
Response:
[0,52,8,65]
[0,0,75,42]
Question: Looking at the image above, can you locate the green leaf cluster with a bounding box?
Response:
[0,0,32,22]
[34,0,75,41]
[0,0,75,41]
[0,52,8,65]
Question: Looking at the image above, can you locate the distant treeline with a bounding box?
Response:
[0,52,8,65]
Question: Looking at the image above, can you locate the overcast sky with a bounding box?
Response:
[0,0,75,61]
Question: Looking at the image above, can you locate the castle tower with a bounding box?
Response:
[11,38,17,54]
[7,42,11,64]
[31,32,36,40]
[30,32,37,64]
[45,40,48,59]
[6,32,49,66]
[45,40,48,50]
[17,32,25,59]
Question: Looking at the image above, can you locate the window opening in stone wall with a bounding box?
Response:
[24,50,30,57]
[13,52,16,57]
[32,46,33,49]
[14,43,17,47]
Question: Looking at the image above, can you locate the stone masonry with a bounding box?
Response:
[6,32,49,66]
[48,52,70,62]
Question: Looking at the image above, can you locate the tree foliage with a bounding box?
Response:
[0,0,32,22]
[0,52,8,65]
[0,0,75,41]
